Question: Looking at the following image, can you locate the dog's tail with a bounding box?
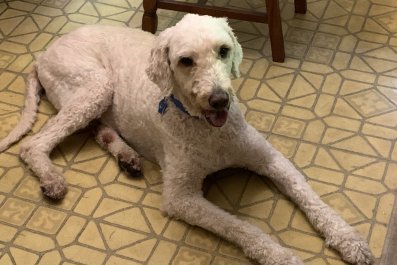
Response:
[0,65,42,152]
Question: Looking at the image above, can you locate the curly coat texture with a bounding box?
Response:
[0,14,373,265]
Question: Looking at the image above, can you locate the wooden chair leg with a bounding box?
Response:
[142,0,158,33]
[294,0,307,14]
[265,0,285,62]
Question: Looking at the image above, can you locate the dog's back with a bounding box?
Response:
[36,25,155,110]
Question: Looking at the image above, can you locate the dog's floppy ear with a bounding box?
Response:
[230,32,243,78]
[218,18,243,78]
[228,26,243,78]
[146,28,173,96]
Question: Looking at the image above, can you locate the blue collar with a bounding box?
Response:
[158,94,191,116]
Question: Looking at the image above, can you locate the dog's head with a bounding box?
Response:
[146,14,243,127]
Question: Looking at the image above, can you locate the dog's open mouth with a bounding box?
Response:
[204,109,229,127]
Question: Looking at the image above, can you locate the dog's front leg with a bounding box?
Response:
[242,126,373,265]
[161,166,304,265]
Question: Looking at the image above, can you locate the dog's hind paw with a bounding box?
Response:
[118,156,142,177]
[40,178,67,200]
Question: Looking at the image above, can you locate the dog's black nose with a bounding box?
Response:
[209,89,229,109]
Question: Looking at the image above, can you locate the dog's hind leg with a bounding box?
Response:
[95,124,142,177]
[20,72,113,199]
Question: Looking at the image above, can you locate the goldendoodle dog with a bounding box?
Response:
[0,14,373,265]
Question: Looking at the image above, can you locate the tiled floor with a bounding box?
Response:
[0,0,396,264]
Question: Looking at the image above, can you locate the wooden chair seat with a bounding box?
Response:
[142,0,307,62]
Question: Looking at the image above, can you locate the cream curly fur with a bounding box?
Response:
[0,14,373,265]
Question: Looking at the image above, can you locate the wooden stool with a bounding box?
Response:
[142,0,307,62]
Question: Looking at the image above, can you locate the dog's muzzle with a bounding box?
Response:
[204,89,230,127]
[209,89,229,109]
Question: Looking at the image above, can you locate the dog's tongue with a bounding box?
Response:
[205,110,228,127]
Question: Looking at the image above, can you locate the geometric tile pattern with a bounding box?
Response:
[0,0,396,264]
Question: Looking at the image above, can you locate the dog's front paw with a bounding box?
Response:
[328,233,374,265]
[271,255,304,265]
[40,177,67,200]
[340,238,373,265]
[118,155,142,177]
[256,247,304,265]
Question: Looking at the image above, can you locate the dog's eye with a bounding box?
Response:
[219,46,230,59]
[179,57,194,67]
